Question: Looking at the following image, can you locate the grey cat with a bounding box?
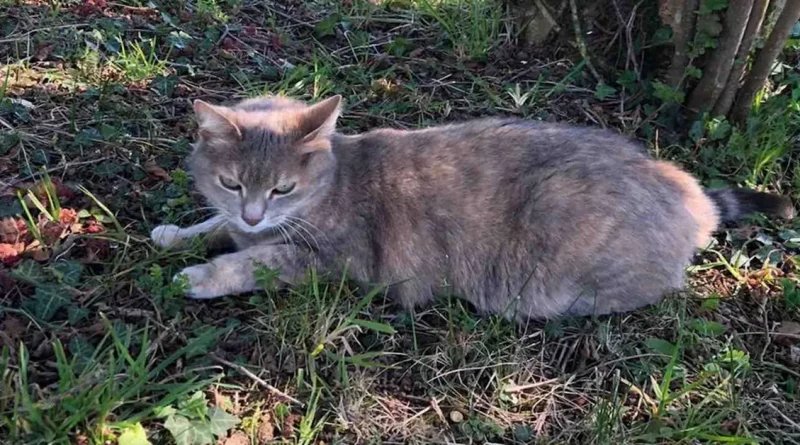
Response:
[151,95,794,319]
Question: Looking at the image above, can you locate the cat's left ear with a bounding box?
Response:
[300,95,342,146]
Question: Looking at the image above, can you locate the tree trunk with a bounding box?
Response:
[731,0,800,124]
[712,0,769,117]
[663,0,700,88]
[686,0,754,114]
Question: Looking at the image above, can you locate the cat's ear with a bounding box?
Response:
[193,100,242,143]
[299,95,342,146]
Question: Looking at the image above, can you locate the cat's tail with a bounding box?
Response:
[705,188,795,222]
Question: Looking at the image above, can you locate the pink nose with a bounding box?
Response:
[242,214,261,226]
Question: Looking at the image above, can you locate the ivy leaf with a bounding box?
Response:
[207,407,240,437]
[164,415,195,445]
[164,415,215,445]
[10,260,47,284]
[699,0,728,13]
[118,422,151,445]
[594,83,617,100]
[688,318,726,337]
[184,327,221,359]
[69,335,95,372]
[22,283,70,322]
[315,13,341,38]
[652,81,685,104]
[178,391,209,420]
[51,260,83,287]
[645,337,676,356]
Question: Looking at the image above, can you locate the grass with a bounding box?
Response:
[1,0,799,444]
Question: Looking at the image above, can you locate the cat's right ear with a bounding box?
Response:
[193,100,242,143]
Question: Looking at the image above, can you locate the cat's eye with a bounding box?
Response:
[272,183,296,196]
[219,176,242,192]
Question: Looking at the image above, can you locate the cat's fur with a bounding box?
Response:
[151,95,794,319]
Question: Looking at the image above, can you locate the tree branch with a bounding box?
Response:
[663,0,700,88]
[687,0,755,114]
[569,0,602,83]
[731,0,800,124]
[712,0,770,117]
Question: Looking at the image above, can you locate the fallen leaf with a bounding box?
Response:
[257,413,274,443]
[143,159,172,182]
[0,243,21,265]
[30,247,50,262]
[84,219,104,234]
[1,316,27,340]
[223,431,249,445]
[59,208,79,225]
[34,44,53,61]
[40,221,67,245]
[0,218,21,243]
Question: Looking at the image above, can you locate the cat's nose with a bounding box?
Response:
[242,214,261,226]
[241,201,265,226]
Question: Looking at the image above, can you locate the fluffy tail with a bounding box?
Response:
[705,188,795,222]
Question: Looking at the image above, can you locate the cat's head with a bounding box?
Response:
[187,95,341,233]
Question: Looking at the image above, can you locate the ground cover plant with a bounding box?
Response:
[1,0,800,443]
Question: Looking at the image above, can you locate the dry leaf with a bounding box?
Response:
[257,413,274,443]
[143,159,172,182]
[778,321,800,336]
[223,432,249,445]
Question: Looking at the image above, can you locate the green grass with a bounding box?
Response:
[1,0,799,443]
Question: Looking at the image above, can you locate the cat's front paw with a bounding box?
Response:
[151,225,182,248]
[175,264,226,299]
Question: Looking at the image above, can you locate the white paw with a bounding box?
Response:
[151,224,182,248]
[175,263,225,299]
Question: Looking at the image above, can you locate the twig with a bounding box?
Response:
[502,377,561,393]
[1,157,112,189]
[210,353,305,407]
[568,0,602,83]
[765,402,800,431]
[0,24,90,44]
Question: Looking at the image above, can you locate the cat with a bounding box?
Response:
[151,95,794,319]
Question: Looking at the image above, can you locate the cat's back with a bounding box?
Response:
[339,118,648,165]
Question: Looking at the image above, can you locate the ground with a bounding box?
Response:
[1,0,800,444]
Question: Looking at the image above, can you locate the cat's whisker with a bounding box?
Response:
[284,216,326,249]
[274,222,297,254]
[289,217,324,250]
[283,219,316,252]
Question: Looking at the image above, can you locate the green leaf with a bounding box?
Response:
[645,337,676,356]
[69,335,95,372]
[688,318,726,337]
[351,318,396,335]
[154,405,178,418]
[685,66,703,79]
[707,117,731,141]
[10,260,47,284]
[652,81,685,104]
[51,260,84,287]
[698,297,721,313]
[178,391,209,420]
[315,13,341,38]
[22,283,70,322]
[68,306,89,324]
[594,82,617,100]
[184,327,221,359]
[164,415,196,445]
[783,278,800,310]
[207,407,240,437]
[700,0,728,13]
[118,422,151,445]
